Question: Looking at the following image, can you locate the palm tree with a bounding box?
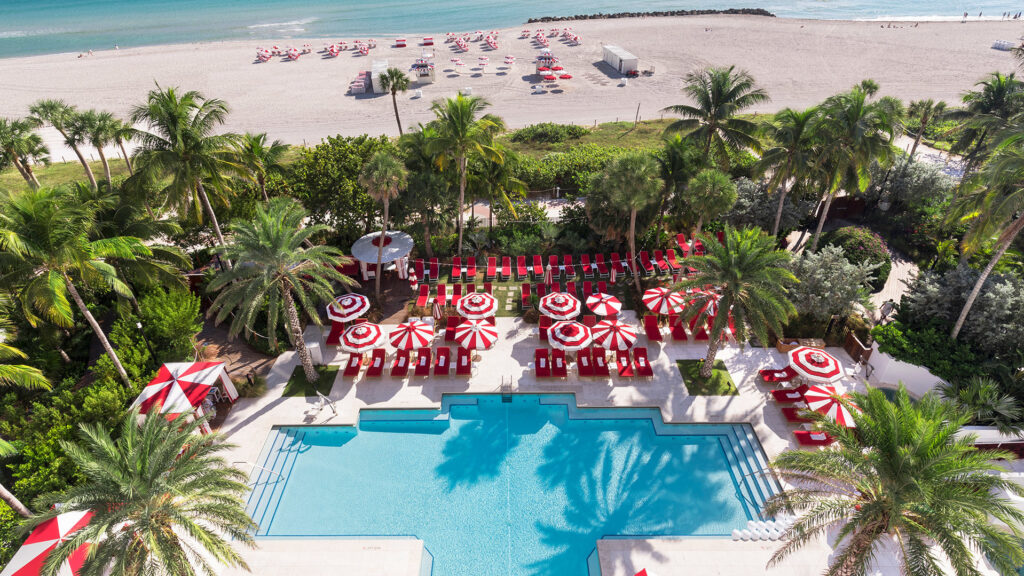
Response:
[112,118,135,175]
[29,410,255,575]
[0,187,150,386]
[130,86,240,249]
[939,376,1023,434]
[0,117,48,189]
[656,133,702,223]
[674,227,796,379]
[661,65,769,169]
[28,99,98,190]
[379,67,411,136]
[947,72,1024,177]
[948,136,1024,339]
[468,144,526,230]
[756,107,820,236]
[764,386,1024,576]
[594,151,662,294]
[358,150,408,299]
[399,125,453,258]
[428,94,504,257]
[78,110,120,186]
[906,99,946,162]
[684,169,737,249]
[207,198,355,382]
[234,132,289,203]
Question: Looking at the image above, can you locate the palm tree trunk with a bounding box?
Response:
[810,192,835,252]
[5,151,35,189]
[196,180,227,247]
[629,209,642,294]
[96,145,112,186]
[68,142,97,190]
[258,175,269,203]
[951,217,1024,339]
[457,155,467,257]
[22,160,41,190]
[118,139,133,175]
[771,182,790,238]
[375,199,389,299]
[423,219,434,258]
[65,278,131,387]
[691,216,704,251]
[0,482,30,518]
[908,113,928,162]
[700,333,722,379]
[282,286,319,382]
[391,91,403,135]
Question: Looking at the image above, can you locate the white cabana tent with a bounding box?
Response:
[602,45,638,74]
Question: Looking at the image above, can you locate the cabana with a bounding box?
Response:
[410,57,435,84]
[349,230,414,282]
[130,362,238,434]
[602,44,638,74]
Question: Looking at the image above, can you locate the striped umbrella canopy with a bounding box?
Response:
[591,319,637,350]
[538,292,581,320]
[548,321,592,351]
[0,511,92,576]
[327,293,370,322]
[788,346,844,384]
[340,323,385,353]
[454,319,498,350]
[456,292,498,319]
[642,287,685,315]
[586,293,622,316]
[389,320,434,350]
[804,385,860,428]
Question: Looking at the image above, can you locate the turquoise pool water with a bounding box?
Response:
[247,394,779,576]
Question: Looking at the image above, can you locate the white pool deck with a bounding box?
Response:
[219,312,867,576]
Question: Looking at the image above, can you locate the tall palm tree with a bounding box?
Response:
[399,125,453,258]
[0,117,48,189]
[684,169,737,249]
[756,107,820,236]
[674,227,796,379]
[358,150,408,299]
[379,67,411,136]
[29,410,255,575]
[656,133,702,224]
[906,99,946,162]
[945,72,1024,181]
[207,198,355,382]
[78,110,120,186]
[28,99,98,190]
[468,144,525,230]
[594,151,662,294]
[764,386,1024,576]
[130,86,240,249]
[112,118,135,175]
[234,132,289,203]
[661,65,769,169]
[948,135,1024,339]
[0,187,150,386]
[427,94,504,257]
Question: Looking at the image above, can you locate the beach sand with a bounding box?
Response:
[0,15,1019,158]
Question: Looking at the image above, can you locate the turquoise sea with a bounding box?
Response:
[1,0,1019,58]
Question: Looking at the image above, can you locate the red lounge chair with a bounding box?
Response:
[366,349,386,377]
[343,353,362,377]
[563,254,576,278]
[548,255,560,276]
[415,284,430,307]
[592,349,610,376]
[653,250,670,273]
[582,281,593,296]
[624,252,637,276]
[794,430,835,446]
[466,257,477,278]
[595,254,610,278]
[326,321,346,346]
[466,283,475,295]
[760,366,799,383]
[550,282,560,294]
[485,257,497,280]
[551,349,568,378]
[436,284,448,307]
[483,282,492,294]
[516,255,528,280]
[577,348,593,376]
[414,259,425,283]
[566,281,577,298]
[638,250,655,276]
[580,254,594,278]
[456,347,472,376]
[391,349,410,377]
[643,315,663,342]
[597,281,608,294]
[771,387,807,404]
[716,230,725,244]
[532,255,544,278]
[669,314,687,341]
[539,316,552,341]
[634,347,654,377]
[676,232,687,250]
[428,258,440,282]
[415,348,431,376]
[444,316,460,342]
[583,315,597,328]
[500,256,511,280]
[781,407,812,423]
[452,257,464,281]
[610,252,626,276]
[616,349,634,377]
[534,348,551,378]
[665,249,682,272]
[451,283,463,307]
[536,283,547,298]
[521,283,532,309]
[434,346,451,376]
[693,238,706,256]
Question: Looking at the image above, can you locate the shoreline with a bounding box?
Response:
[526,8,776,23]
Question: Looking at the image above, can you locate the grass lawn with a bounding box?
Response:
[0,158,131,193]
[676,359,739,396]
[282,364,339,397]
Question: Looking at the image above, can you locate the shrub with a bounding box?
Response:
[509,122,589,144]
[786,246,876,322]
[511,144,627,195]
[821,226,891,292]
[0,502,18,567]
[723,178,815,235]
[139,288,203,362]
[871,321,978,383]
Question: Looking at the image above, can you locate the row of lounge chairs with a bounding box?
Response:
[414,282,495,308]
[534,347,653,378]
[767,383,836,446]
[343,346,474,378]
[521,280,610,308]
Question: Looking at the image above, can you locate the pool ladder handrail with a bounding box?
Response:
[236,460,283,486]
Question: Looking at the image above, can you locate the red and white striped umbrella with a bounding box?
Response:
[803,385,860,428]
[389,320,434,350]
[548,321,592,351]
[642,287,685,315]
[538,292,581,320]
[586,293,621,316]
[454,319,498,350]
[340,323,385,353]
[591,319,637,350]
[327,294,370,322]
[456,292,498,319]
[0,510,92,576]
[788,346,844,384]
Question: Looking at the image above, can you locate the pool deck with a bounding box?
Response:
[218,313,865,576]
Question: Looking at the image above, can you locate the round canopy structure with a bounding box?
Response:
[350,231,414,265]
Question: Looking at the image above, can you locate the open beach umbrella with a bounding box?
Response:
[131,362,236,417]
[788,346,844,384]
[591,319,637,350]
[327,293,371,322]
[642,287,685,315]
[586,293,622,316]
[548,321,592,351]
[803,385,860,428]
[456,292,498,319]
[389,320,434,350]
[0,511,92,576]
[287,47,300,60]
[340,323,385,353]
[539,292,581,320]
[543,75,557,81]
[454,319,498,350]
[559,74,572,80]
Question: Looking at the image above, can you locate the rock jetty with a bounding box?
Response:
[527,8,775,23]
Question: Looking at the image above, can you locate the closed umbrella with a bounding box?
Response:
[389,320,434,350]
[340,323,385,353]
[457,292,498,319]
[327,294,370,322]
[585,293,621,316]
[538,292,581,320]
[788,347,843,384]
[591,319,637,350]
[803,385,860,428]
[548,321,592,351]
[454,319,498,350]
[642,287,685,315]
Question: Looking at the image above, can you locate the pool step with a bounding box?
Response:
[246,427,308,535]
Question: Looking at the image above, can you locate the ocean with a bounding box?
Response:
[0,0,1018,58]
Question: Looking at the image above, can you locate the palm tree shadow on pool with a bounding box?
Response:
[435,415,521,490]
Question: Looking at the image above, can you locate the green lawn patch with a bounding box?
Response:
[283,364,339,397]
[676,359,739,396]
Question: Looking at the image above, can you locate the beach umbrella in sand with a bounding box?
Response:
[287,47,300,60]
[592,319,637,350]
[537,66,550,72]
[457,292,498,319]
[551,65,563,71]
[559,74,572,80]
[327,293,371,322]
[642,287,685,315]
[586,293,622,316]
[454,319,498,350]
[539,292,581,320]
[340,323,385,354]
[548,320,592,352]
[389,320,434,350]
[543,75,557,81]
[803,385,860,428]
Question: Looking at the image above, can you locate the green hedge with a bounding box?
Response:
[871,321,978,383]
[509,123,589,144]
[821,226,892,292]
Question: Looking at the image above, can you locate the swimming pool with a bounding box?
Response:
[246,394,780,576]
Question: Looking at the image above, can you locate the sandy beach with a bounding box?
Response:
[0,15,1020,158]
